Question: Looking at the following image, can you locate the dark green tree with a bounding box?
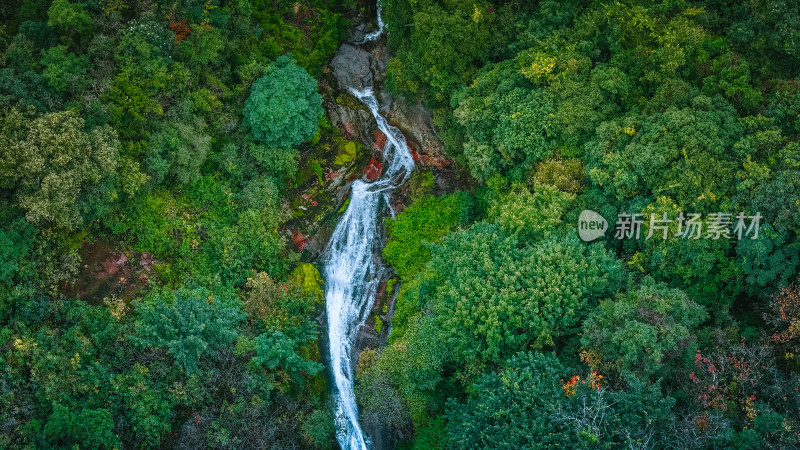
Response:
[445,352,571,448]
[39,45,88,94]
[254,322,323,386]
[586,92,743,211]
[44,404,118,449]
[581,277,707,383]
[144,120,211,185]
[452,61,555,181]
[243,55,323,148]
[133,286,245,374]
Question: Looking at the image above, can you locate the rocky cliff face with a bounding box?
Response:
[292,24,455,266]
[328,37,449,171]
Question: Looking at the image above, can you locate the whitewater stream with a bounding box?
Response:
[323,6,414,449]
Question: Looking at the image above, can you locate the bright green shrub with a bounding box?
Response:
[383,192,473,280]
[430,223,625,366]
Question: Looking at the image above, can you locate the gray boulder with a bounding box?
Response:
[330,44,373,90]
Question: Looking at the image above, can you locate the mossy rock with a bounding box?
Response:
[336,93,364,111]
[386,278,396,299]
[305,339,327,399]
[338,197,350,213]
[334,140,358,166]
[290,197,307,218]
[296,162,317,187]
[291,262,325,303]
[408,169,435,199]
[311,160,324,184]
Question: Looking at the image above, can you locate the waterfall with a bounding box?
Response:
[323,7,413,449]
[358,5,385,44]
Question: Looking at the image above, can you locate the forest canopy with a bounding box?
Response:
[0,0,799,448]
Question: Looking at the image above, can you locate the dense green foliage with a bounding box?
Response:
[133,286,245,374]
[581,277,707,383]
[431,223,624,366]
[0,0,350,446]
[357,0,800,448]
[1,108,119,230]
[444,352,572,448]
[452,61,555,181]
[1,0,799,447]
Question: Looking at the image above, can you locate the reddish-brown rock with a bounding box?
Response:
[343,121,355,138]
[372,129,387,150]
[292,230,309,250]
[364,157,383,181]
[406,138,421,162]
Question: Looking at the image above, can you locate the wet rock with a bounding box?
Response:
[370,43,388,83]
[354,323,380,358]
[325,100,376,144]
[342,120,355,136]
[349,23,367,44]
[364,157,383,181]
[323,166,348,193]
[301,222,333,261]
[336,181,353,205]
[385,95,446,163]
[372,129,386,150]
[406,138,420,162]
[363,423,396,450]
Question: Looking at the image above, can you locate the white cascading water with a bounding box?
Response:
[323,6,413,449]
[358,5,385,44]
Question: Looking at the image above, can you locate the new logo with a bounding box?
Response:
[578,210,608,242]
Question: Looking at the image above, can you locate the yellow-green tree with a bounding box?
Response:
[0,108,119,230]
